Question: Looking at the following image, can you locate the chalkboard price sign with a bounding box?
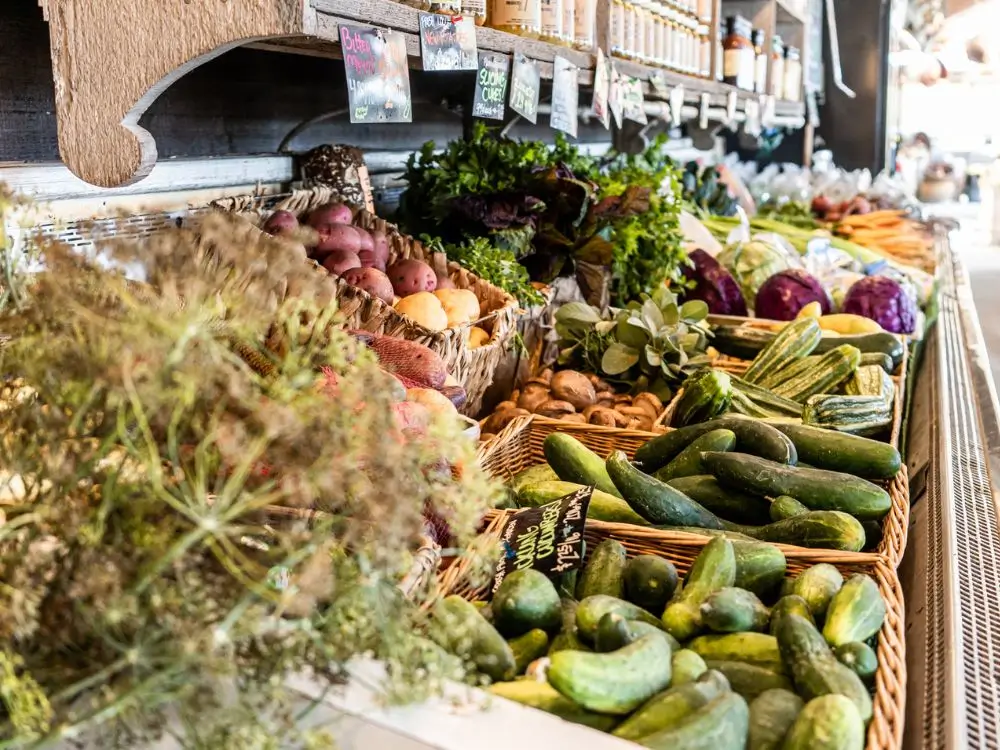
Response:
[509,53,541,124]
[340,25,412,124]
[472,51,510,120]
[418,12,478,72]
[550,56,579,137]
[492,486,593,593]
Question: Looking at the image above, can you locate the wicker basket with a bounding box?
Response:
[211,188,520,417]
[438,512,905,750]
[478,414,909,567]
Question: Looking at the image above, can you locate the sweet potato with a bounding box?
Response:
[262,210,298,236]
[351,331,448,390]
[322,250,361,276]
[386,259,437,297]
[341,267,395,304]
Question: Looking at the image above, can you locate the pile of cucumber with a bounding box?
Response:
[505,416,900,553]
[674,318,900,435]
[434,537,885,749]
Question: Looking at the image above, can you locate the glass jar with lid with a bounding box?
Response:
[666,7,679,69]
[429,0,461,13]
[574,0,597,48]
[622,0,638,58]
[632,0,649,62]
[489,0,541,36]
[722,16,754,89]
[752,28,767,92]
[562,0,576,47]
[652,4,667,66]
[539,0,563,42]
[769,34,785,98]
[611,0,626,56]
[644,2,659,64]
[697,22,710,77]
[783,45,802,101]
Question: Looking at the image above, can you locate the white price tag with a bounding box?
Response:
[698,92,710,129]
[669,85,685,127]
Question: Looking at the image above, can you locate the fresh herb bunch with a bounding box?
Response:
[0,200,497,747]
[554,286,712,399]
[421,234,543,306]
[678,161,739,216]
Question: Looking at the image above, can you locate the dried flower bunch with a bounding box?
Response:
[0,191,498,748]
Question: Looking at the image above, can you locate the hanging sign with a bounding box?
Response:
[725,90,739,128]
[492,486,593,593]
[698,92,710,129]
[806,90,820,127]
[418,12,478,72]
[472,52,510,120]
[509,53,541,124]
[649,72,670,98]
[669,85,685,127]
[621,76,646,124]
[609,64,624,128]
[744,97,762,137]
[591,48,611,130]
[550,56,580,137]
[340,25,412,124]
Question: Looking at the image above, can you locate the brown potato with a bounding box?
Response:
[493,400,517,413]
[483,408,530,434]
[535,399,576,418]
[616,405,652,420]
[562,413,587,423]
[509,389,521,404]
[614,394,633,405]
[632,399,660,421]
[589,409,618,427]
[526,377,550,388]
[518,389,550,413]
[539,368,554,383]
[550,371,597,410]
[634,391,664,414]
[588,373,613,392]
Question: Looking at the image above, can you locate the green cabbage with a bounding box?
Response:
[717,237,795,309]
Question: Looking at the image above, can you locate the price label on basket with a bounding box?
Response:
[509,53,541,124]
[591,48,611,129]
[340,25,412,124]
[550,56,580,137]
[492,486,593,593]
[473,52,510,120]
[418,12,478,72]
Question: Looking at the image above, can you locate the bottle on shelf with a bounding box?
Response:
[573,0,597,48]
[562,0,576,47]
[698,22,711,77]
[430,0,463,13]
[722,15,755,90]
[610,0,625,56]
[461,0,488,24]
[622,0,637,58]
[633,0,649,62]
[783,44,802,101]
[752,28,767,93]
[769,33,785,98]
[540,0,563,42]
[488,0,542,36]
[715,21,724,80]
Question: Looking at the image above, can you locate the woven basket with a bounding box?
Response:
[211,188,520,417]
[477,414,909,567]
[438,513,905,750]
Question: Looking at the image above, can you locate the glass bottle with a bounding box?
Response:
[461,0,488,24]
[715,23,724,80]
[653,4,666,66]
[489,0,541,36]
[697,22,710,77]
[574,0,597,49]
[610,0,625,56]
[633,0,648,62]
[644,2,658,64]
[665,7,678,69]
[622,0,637,58]
[769,33,785,98]
[562,0,576,47]
[430,0,462,12]
[540,0,563,42]
[752,28,767,93]
[783,45,802,101]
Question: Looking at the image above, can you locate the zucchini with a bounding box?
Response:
[548,633,673,714]
[844,364,887,397]
[769,595,815,636]
[772,345,861,403]
[743,318,822,384]
[612,669,728,741]
[781,694,866,750]
[517,480,649,525]
[728,388,775,419]
[575,594,666,643]
[730,375,804,416]
[732,541,787,599]
[747,688,804,750]
[431,596,516,682]
[711,325,779,360]
[700,587,770,633]
[713,327,905,371]
[772,422,901,480]
[488,680,620,732]
[576,539,628,601]
[859,351,894,373]
[737,511,866,552]
[493,570,562,637]
[662,537,736,641]
[655,429,736,482]
[703,660,793,700]
[757,356,821,391]
[634,416,796,471]
[822,574,887,647]
[671,649,709,685]
[769,495,808,522]
[623,554,680,614]
[543,432,621,498]
[775,614,873,723]
[508,629,549,674]
[607,450,725,528]
[702,452,892,520]
[834,641,878,682]
[668,475,773,525]
[673,369,733,427]
[688,632,785,672]
[802,394,892,435]
[783,564,844,619]
[636,692,750,750]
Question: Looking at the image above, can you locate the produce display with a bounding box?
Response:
[434,537,888,750]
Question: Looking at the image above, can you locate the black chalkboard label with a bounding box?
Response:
[340,25,413,124]
[550,56,579,137]
[592,48,610,129]
[509,53,541,124]
[473,51,510,120]
[418,12,478,72]
[492,486,592,593]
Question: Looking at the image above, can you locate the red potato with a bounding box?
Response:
[322,250,361,276]
[315,222,362,254]
[341,266,395,304]
[308,201,353,227]
[370,231,390,268]
[263,210,299,236]
[386,258,437,297]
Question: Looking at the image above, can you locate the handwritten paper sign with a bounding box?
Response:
[650,72,670,97]
[340,25,412,124]
[669,85,685,127]
[609,64,623,128]
[492,486,592,592]
[472,52,509,120]
[509,53,541,124]
[591,48,610,129]
[550,56,579,137]
[418,12,478,71]
[621,75,646,124]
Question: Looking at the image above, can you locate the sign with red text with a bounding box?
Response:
[418,12,478,71]
[340,25,412,124]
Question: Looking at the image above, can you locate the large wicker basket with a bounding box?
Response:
[211,187,520,417]
[478,414,909,567]
[438,512,905,750]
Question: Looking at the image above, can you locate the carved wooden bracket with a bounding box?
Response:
[40,0,310,188]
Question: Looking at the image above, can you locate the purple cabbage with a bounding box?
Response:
[682,249,748,316]
[842,275,917,334]
[754,269,832,321]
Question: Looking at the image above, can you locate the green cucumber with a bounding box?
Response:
[595,612,681,652]
[782,694,866,750]
[431,596,516,682]
[773,422,901,480]
[834,641,878,682]
[769,495,809,522]
[488,680,620,731]
[671,649,708,685]
[548,633,673,714]
[672,370,733,426]
[743,318,822,384]
[739,511,867,552]
[508,464,559,494]
[662,537,736,641]
[543,432,621,498]
[668,475,773,525]
[822,574,887,647]
[576,539,628,601]
[701,587,770,633]
[636,691,750,750]
[732,541,787,600]
[654,429,737,482]
[492,569,562,637]
[576,594,667,643]
[703,452,892,520]
[769,595,815,636]
[518,480,649,525]
[612,669,728,740]
[607,450,725,528]
[548,598,591,654]
[633,416,796,472]
[775,614,873,723]
[688,632,785,672]
[703,661,793,700]
[783,564,844,619]
[508,629,549,674]
[747,688,804,750]
[859,351,895,373]
[624,554,679,614]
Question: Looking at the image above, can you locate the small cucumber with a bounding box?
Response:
[662,537,736,641]
[576,594,667,643]
[732,541,787,600]
[492,569,562,637]
[543,432,621,498]
[607,450,725,528]
[509,629,549,674]
[595,612,681,652]
[822,574,887,647]
[769,495,808,522]
[518,480,649,525]
[431,596,516,682]
[548,598,591,654]
[782,694,866,750]
[636,692,750,750]
[668,475,773,525]
[654,429,737,482]
[672,370,733,427]
[783,564,844,619]
[508,464,559,494]
[747,688,804,750]
[576,539,628,601]
[488,680,620,732]
[834,641,879,682]
[769,595,815,636]
[548,634,674,714]
[671,649,709,685]
[633,416,796,472]
[703,661,793,700]
[701,587,770,633]
[739,511,867,552]
[623,554,680,614]
[773,422,901,480]
[688,632,785,672]
[612,669,728,740]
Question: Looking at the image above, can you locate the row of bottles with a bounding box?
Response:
[610,1,713,77]
[720,15,802,101]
